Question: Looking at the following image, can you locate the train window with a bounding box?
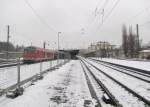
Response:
[24,47,36,53]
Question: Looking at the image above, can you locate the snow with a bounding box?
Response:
[81,62,113,107]
[84,61,145,107]
[0,60,58,89]
[89,60,150,99]
[1,60,92,107]
[0,58,149,107]
[95,58,150,71]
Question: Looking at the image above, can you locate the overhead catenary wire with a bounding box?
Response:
[23,0,57,33]
[83,0,120,37]
[84,0,109,32]
[127,5,150,23]
[95,0,109,24]
[84,0,120,36]
[87,0,120,37]
[101,9,105,24]
[95,0,102,16]
[95,0,109,17]
[98,0,121,29]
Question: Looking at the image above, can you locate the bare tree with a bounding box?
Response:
[128,26,135,57]
[128,26,140,58]
[122,24,128,57]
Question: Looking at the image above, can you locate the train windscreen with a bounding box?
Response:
[24,47,36,54]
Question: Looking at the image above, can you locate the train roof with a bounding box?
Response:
[25,46,55,52]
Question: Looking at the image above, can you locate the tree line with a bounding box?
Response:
[0,41,24,52]
[122,24,140,58]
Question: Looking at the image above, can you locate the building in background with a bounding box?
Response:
[139,49,150,59]
[86,41,116,57]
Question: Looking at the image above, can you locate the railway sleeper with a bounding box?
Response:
[85,58,150,106]
[79,58,122,107]
[102,93,115,105]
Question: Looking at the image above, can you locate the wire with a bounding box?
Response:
[23,0,57,33]
[95,0,102,16]
[127,5,150,22]
[101,9,105,24]
[84,0,109,32]
[95,0,109,17]
[98,0,121,29]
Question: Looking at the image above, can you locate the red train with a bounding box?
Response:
[23,46,55,63]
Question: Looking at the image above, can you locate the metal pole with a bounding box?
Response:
[65,53,67,62]
[63,53,65,63]
[68,53,70,61]
[6,25,10,60]
[57,32,61,65]
[17,58,21,88]
[43,41,46,49]
[69,53,70,61]
[136,24,139,58]
[50,60,52,69]
[40,61,42,74]
[43,41,47,59]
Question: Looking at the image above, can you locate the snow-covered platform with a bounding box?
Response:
[1,60,92,107]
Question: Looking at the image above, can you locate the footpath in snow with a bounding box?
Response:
[2,60,91,107]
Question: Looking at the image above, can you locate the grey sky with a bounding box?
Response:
[0,0,150,49]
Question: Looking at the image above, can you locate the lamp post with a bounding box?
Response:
[6,25,10,60]
[57,32,61,65]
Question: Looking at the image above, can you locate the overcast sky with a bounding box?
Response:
[0,0,150,49]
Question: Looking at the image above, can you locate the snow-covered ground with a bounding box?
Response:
[88,59,150,99]
[0,58,149,107]
[0,60,58,89]
[0,60,92,107]
[94,58,150,71]
[84,60,146,107]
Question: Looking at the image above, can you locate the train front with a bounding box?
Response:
[23,46,37,63]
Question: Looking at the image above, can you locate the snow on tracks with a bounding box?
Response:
[81,57,148,107]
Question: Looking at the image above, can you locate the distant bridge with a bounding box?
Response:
[59,49,79,59]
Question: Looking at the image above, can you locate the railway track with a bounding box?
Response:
[0,59,57,69]
[0,62,22,68]
[89,58,150,83]
[91,58,150,75]
[80,62,102,107]
[80,58,122,107]
[79,57,150,107]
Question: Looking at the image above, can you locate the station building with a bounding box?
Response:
[86,41,116,57]
[139,49,150,59]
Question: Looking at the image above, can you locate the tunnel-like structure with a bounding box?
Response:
[59,49,79,59]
